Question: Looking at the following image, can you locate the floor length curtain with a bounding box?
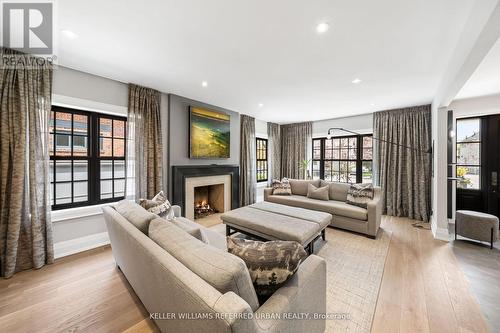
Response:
[267,122,281,184]
[240,115,256,206]
[281,122,312,179]
[373,105,432,222]
[0,48,54,278]
[127,84,163,200]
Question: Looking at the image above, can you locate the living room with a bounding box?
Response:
[1,1,500,332]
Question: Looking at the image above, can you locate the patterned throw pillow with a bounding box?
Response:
[346,183,374,209]
[307,183,330,201]
[271,178,292,195]
[139,191,172,218]
[227,237,307,303]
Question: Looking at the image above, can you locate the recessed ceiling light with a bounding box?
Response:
[201,81,208,87]
[352,78,362,84]
[61,29,78,39]
[316,22,330,34]
[258,103,264,108]
[370,102,375,106]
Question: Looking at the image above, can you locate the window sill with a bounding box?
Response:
[51,202,117,223]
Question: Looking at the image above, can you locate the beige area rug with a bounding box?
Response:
[209,224,392,333]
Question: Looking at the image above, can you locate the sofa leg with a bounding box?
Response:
[226,225,231,237]
[321,229,326,241]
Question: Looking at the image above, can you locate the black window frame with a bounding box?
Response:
[312,134,373,184]
[50,106,127,210]
[256,137,268,183]
[455,117,483,191]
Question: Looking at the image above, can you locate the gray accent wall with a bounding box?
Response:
[167,94,241,196]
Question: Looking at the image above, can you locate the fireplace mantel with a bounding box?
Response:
[172,165,239,217]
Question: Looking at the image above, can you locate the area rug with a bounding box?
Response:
[209,224,392,333]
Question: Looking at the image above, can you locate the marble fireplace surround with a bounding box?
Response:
[171,165,240,218]
[185,175,231,220]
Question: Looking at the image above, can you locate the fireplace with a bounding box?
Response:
[172,165,239,220]
[193,184,224,219]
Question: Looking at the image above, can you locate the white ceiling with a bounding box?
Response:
[57,0,477,123]
[455,37,500,100]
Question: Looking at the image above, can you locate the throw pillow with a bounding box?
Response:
[271,178,292,195]
[139,190,172,219]
[227,237,307,303]
[307,183,330,201]
[346,183,374,209]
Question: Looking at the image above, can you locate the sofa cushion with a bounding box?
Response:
[289,179,321,196]
[307,184,330,201]
[227,237,307,303]
[139,190,172,219]
[115,200,157,234]
[346,183,374,209]
[170,217,207,242]
[148,218,260,311]
[272,178,292,195]
[320,180,351,202]
[266,195,368,221]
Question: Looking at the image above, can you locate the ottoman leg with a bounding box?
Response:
[491,228,494,250]
[455,220,457,240]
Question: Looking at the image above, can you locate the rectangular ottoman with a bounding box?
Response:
[221,202,332,254]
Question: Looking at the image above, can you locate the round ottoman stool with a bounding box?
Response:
[455,210,499,249]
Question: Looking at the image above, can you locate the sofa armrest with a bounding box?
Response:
[254,255,326,333]
[264,188,273,201]
[172,205,182,218]
[367,187,382,237]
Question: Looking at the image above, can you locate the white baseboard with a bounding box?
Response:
[431,219,450,242]
[54,232,110,259]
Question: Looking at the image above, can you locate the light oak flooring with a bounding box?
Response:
[0,216,491,333]
[449,226,500,333]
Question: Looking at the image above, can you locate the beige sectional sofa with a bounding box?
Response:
[264,179,382,238]
[103,200,327,333]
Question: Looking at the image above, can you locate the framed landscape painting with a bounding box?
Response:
[190,107,230,159]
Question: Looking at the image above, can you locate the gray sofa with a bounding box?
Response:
[103,200,327,333]
[264,179,382,238]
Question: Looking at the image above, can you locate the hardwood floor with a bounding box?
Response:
[372,217,490,333]
[0,217,490,333]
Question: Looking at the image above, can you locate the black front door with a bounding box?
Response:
[486,115,500,218]
[456,115,500,219]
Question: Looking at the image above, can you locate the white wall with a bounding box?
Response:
[312,113,373,137]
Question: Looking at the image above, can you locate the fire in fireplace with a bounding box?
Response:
[193,184,224,220]
[194,200,218,219]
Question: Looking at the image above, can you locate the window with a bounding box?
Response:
[256,138,268,182]
[456,118,481,190]
[49,106,127,210]
[312,134,373,184]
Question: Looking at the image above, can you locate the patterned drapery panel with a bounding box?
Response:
[280,122,312,179]
[240,115,256,206]
[127,84,163,200]
[373,105,432,221]
[0,48,54,278]
[267,122,281,184]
